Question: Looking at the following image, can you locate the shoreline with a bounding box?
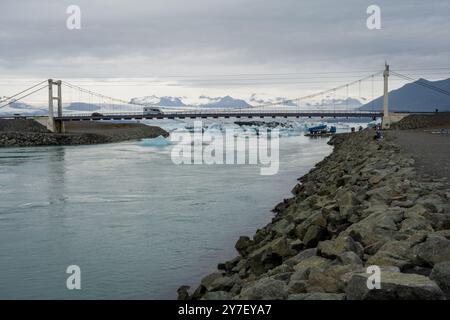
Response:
[179,115,450,300]
[0,119,169,148]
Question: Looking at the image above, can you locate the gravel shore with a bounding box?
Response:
[0,119,168,147]
[179,116,450,300]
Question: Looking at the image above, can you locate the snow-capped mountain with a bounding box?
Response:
[200,96,251,108]
[305,98,362,109]
[248,94,297,106]
[65,102,102,111]
[130,95,252,108]
[129,94,363,109]
[247,94,362,109]
[0,100,47,116]
[130,95,186,107]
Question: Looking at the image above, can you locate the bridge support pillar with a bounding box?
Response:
[47,79,64,133]
[381,63,390,129]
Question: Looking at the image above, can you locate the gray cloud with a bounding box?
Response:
[1,0,450,97]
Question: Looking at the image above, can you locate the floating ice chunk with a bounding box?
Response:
[207,123,224,131]
[139,135,171,147]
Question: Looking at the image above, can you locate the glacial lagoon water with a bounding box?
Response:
[0,120,362,299]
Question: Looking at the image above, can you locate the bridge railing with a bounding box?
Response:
[59,109,382,118]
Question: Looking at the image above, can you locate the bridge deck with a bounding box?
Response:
[55,111,383,121]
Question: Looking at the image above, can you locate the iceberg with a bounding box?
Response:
[139,135,171,147]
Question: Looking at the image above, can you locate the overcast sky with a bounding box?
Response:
[1,0,450,101]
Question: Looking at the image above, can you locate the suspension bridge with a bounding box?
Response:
[1,64,446,133]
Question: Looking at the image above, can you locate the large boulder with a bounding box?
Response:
[423,212,450,231]
[239,278,288,300]
[366,240,415,270]
[209,275,239,292]
[430,261,450,299]
[307,264,363,293]
[335,190,359,218]
[286,280,308,294]
[400,216,433,234]
[416,194,449,213]
[344,208,402,248]
[404,204,428,218]
[177,285,190,300]
[284,248,317,267]
[247,237,290,275]
[235,236,252,256]
[200,272,224,291]
[366,186,392,205]
[337,251,363,266]
[414,233,450,266]
[317,236,364,259]
[346,271,445,300]
[272,219,296,237]
[291,256,331,281]
[302,225,327,248]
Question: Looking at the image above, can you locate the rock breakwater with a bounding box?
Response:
[179,128,450,300]
[392,112,450,130]
[0,119,168,147]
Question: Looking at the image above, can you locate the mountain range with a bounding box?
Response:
[360,77,450,112]
[128,95,363,109]
[130,95,252,108]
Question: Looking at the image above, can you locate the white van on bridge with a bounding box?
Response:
[143,107,163,115]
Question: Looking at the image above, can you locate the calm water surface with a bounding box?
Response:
[0,125,333,299]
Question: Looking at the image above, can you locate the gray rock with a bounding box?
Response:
[285,248,317,267]
[289,239,305,252]
[404,204,428,218]
[270,272,293,282]
[291,256,331,281]
[423,212,450,231]
[317,236,364,260]
[266,263,293,276]
[416,194,449,213]
[286,280,308,294]
[209,275,237,292]
[346,271,446,300]
[247,237,289,275]
[415,235,450,266]
[287,280,308,294]
[302,225,327,248]
[430,261,450,299]
[307,264,363,293]
[366,186,392,204]
[337,251,363,266]
[403,266,432,277]
[400,216,433,234]
[235,236,252,256]
[239,278,288,300]
[391,200,415,208]
[363,240,386,255]
[288,293,346,300]
[369,175,384,185]
[335,190,359,217]
[200,272,224,291]
[177,285,190,300]
[367,240,415,269]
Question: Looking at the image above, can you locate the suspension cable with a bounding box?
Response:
[0,84,49,109]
